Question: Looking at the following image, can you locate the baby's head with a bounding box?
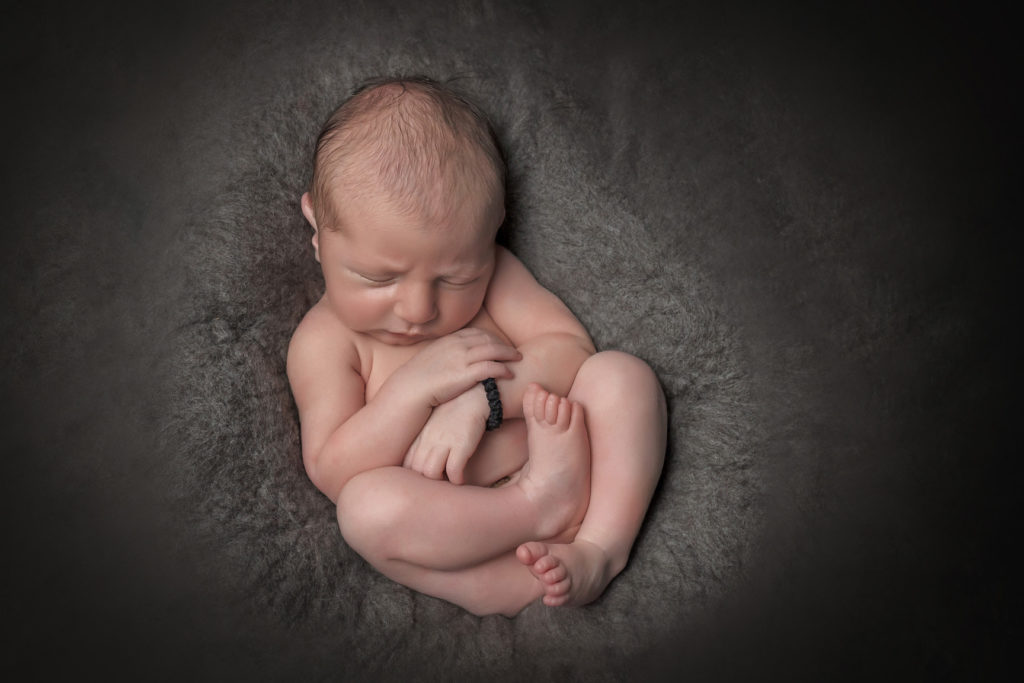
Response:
[301,77,507,344]
[305,76,505,237]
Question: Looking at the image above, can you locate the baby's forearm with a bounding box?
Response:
[308,380,432,503]
[494,332,595,419]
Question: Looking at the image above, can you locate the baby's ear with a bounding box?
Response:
[300,192,321,263]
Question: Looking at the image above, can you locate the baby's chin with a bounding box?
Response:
[367,317,476,345]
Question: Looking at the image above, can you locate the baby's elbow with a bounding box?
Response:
[554,331,596,363]
[303,449,347,504]
[573,333,597,357]
[532,330,593,356]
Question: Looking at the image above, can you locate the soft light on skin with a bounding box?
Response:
[301,187,504,346]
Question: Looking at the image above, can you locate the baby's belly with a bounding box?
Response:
[461,418,528,487]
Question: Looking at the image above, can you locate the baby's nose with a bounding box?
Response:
[395,281,437,325]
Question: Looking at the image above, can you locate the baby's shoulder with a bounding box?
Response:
[287,299,360,378]
[486,246,533,300]
[485,246,593,347]
[492,244,521,273]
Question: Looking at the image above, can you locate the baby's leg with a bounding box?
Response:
[374,551,545,617]
[517,351,666,606]
[336,383,589,573]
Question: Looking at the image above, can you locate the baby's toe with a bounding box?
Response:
[554,397,573,429]
[516,541,546,566]
[532,554,559,575]
[543,586,571,606]
[542,564,567,585]
[543,392,559,424]
[546,576,571,597]
[521,384,541,422]
[533,388,553,424]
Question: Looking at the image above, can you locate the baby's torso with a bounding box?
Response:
[351,307,527,487]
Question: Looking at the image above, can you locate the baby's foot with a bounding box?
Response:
[516,539,614,607]
[518,383,591,540]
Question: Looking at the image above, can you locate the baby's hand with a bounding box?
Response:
[403,385,489,484]
[393,328,520,408]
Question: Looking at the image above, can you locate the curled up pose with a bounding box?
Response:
[287,77,666,616]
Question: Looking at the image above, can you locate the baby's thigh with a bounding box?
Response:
[461,418,527,487]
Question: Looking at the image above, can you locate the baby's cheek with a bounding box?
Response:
[445,293,485,329]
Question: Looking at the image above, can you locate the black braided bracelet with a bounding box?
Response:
[482,377,502,431]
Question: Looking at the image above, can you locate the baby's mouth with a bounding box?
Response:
[384,330,429,343]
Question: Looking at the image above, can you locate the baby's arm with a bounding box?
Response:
[484,247,596,417]
[288,316,519,502]
[402,383,491,482]
[402,248,593,484]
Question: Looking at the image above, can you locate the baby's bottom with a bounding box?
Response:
[337,351,666,616]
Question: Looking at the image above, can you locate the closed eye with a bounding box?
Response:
[441,276,479,287]
[358,273,396,285]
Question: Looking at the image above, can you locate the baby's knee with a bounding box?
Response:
[336,470,409,560]
[576,351,664,409]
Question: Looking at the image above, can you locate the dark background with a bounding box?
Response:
[2,1,1017,679]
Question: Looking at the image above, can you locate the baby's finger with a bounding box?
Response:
[465,340,521,364]
[422,448,449,481]
[403,436,421,469]
[408,449,427,474]
[409,442,435,476]
[468,360,514,383]
[457,326,502,343]
[445,450,468,485]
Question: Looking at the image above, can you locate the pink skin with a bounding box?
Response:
[517,351,667,609]
[291,178,667,615]
[512,382,601,607]
[516,540,610,607]
[333,364,664,617]
[517,383,591,537]
[302,190,501,347]
[337,383,591,569]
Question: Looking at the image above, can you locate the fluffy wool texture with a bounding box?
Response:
[166,12,763,675]
[4,1,1015,680]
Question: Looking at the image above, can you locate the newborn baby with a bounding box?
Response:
[287,76,666,616]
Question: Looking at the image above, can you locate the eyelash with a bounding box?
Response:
[357,274,476,287]
[442,277,477,287]
[360,274,394,285]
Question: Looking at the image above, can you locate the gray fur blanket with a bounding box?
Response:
[3,1,1014,680]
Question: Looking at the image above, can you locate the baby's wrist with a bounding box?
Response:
[446,383,491,418]
[379,370,439,415]
[481,378,502,431]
